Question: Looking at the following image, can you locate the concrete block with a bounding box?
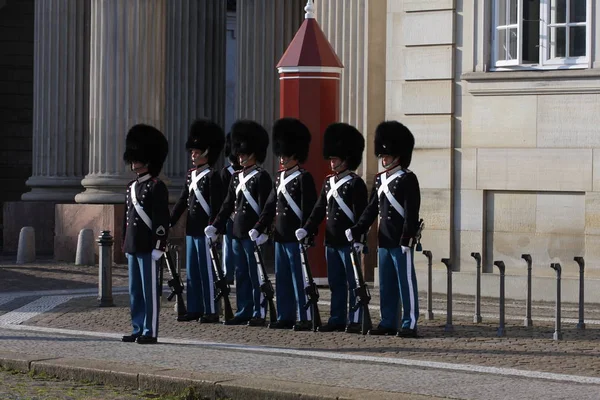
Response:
[421,189,451,229]
[411,149,451,189]
[592,149,600,192]
[402,11,454,46]
[454,230,484,272]
[401,80,453,114]
[386,79,403,118]
[477,149,593,191]
[75,228,96,266]
[486,191,537,233]
[2,201,56,255]
[454,148,477,190]
[415,229,451,270]
[535,193,585,234]
[404,115,452,148]
[455,190,483,231]
[402,46,453,80]
[404,0,455,11]
[16,226,35,263]
[462,95,537,148]
[386,46,404,81]
[537,94,600,148]
[585,192,600,235]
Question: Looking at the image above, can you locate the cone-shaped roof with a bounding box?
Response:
[277,18,343,68]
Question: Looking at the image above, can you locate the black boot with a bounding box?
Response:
[247,317,266,327]
[345,323,362,334]
[177,312,202,322]
[199,314,220,323]
[368,324,397,336]
[317,324,346,332]
[293,320,312,331]
[121,334,140,343]
[396,327,418,338]
[268,320,295,329]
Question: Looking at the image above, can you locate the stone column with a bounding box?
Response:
[22,0,90,202]
[236,0,304,174]
[164,0,226,194]
[75,0,167,204]
[315,0,386,282]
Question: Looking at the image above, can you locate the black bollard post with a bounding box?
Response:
[423,250,434,320]
[550,263,562,341]
[97,230,115,307]
[441,258,453,332]
[521,254,533,327]
[172,244,182,314]
[574,257,585,330]
[471,252,482,323]
[493,261,506,337]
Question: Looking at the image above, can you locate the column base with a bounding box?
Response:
[2,201,57,255]
[22,176,84,202]
[75,175,133,204]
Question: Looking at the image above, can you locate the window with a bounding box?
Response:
[492,0,591,69]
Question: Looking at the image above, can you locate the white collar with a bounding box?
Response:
[137,174,152,183]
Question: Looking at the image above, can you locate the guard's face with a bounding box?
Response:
[190,149,207,166]
[131,161,148,173]
[329,157,346,172]
[380,155,397,169]
[280,155,297,168]
[238,153,254,167]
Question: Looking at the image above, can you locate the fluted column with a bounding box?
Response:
[236,0,304,174]
[164,0,226,194]
[315,0,386,183]
[75,0,167,204]
[22,0,90,202]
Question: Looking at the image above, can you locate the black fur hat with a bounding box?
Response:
[322,123,365,171]
[224,132,237,164]
[374,120,415,168]
[123,124,169,177]
[272,118,311,163]
[185,119,225,166]
[230,119,269,164]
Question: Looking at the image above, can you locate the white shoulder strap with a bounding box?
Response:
[189,168,211,216]
[326,175,355,222]
[130,181,152,229]
[277,170,302,220]
[236,169,261,215]
[377,169,406,218]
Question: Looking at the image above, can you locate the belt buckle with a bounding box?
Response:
[333,190,339,198]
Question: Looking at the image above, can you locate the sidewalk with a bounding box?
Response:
[1,261,600,399]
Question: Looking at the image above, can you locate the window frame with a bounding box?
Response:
[491,0,592,71]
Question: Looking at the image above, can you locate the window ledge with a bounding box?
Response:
[462,69,600,96]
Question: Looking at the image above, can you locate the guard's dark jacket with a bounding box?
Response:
[170,165,223,236]
[254,165,317,243]
[212,165,272,240]
[122,173,170,253]
[219,163,242,213]
[350,166,421,248]
[303,170,368,247]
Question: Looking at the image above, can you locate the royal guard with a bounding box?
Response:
[346,121,421,338]
[205,120,272,326]
[251,118,317,331]
[219,133,242,285]
[296,123,368,333]
[121,124,170,345]
[170,119,225,323]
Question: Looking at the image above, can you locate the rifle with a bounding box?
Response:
[163,244,187,318]
[208,238,234,322]
[253,242,277,324]
[414,219,425,252]
[349,243,373,335]
[299,238,322,332]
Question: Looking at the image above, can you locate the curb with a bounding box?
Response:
[0,350,437,400]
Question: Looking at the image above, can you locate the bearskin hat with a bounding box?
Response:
[322,123,365,171]
[224,132,237,164]
[123,124,169,177]
[185,119,225,166]
[272,118,311,163]
[374,120,415,168]
[230,119,269,164]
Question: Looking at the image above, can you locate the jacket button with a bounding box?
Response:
[133,223,137,226]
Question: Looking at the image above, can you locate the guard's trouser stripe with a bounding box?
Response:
[151,258,158,337]
[205,237,215,313]
[405,250,416,329]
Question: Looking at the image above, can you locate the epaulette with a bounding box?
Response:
[127,179,136,186]
[233,169,243,175]
[188,167,196,173]
[375,170,386,176]
[325,173,335,178]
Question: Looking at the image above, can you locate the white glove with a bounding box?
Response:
[256,233,269,246]
[345,229,353,243]
[248,228,260,241]
[295,228,307,241]
[401,246,410,254]
[151,249,164,261]
[204,225,217,241]
[353,243,364,254]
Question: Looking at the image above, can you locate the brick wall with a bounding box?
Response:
[0,0,34,250]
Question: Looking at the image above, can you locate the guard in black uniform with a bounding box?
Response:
[251,118,317,331]
[170,119,225,323]
[121,124,170,345]
[347,121,421,338]
[219,133,242,285]
[205,120,272,326]
[296,123,368,333]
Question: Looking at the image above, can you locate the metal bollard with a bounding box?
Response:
[471,252,482,323]
[521,254,533,327]
[493,261,506,337]
[441,258,453,332]
[422,250,434,320]
[550,263,562,341]
[574,257,585,330]
[97,230,114,307]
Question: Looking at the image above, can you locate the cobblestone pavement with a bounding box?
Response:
[0,367,173,400]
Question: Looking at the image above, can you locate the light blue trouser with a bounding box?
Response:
[325,245,361,325]
[185,235,217,315]
[232,238,264,319]
[275,242,309,322]
[127,252,160,337]
[378,247,419,330]
[222,219,235,284]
